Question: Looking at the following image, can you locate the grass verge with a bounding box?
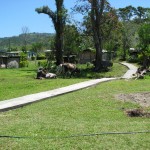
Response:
[0,79,150,149]
[0,62,127,101]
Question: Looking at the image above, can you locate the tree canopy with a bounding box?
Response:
[35,0,67,65]
[0,2,149,70]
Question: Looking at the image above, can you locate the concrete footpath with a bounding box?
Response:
[0,62,137,112]
[121,62,138,79]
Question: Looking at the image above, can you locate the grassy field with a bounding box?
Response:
[0,79,150,149]
[0,62,127,101]
[0,62,150,149]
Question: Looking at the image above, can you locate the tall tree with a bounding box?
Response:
[21,26,30,53]
[117,6,137,60]
[35,0,67,65]
[117,5,136,21]
[64,25,81,56]
[74,0,110,71]
[31,42,43,57]
[89,0,107,71]
[82,7,121,55]
[138,23,150,68]
[134,7,150,23]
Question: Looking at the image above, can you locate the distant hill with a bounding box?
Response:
[0,32,55,50]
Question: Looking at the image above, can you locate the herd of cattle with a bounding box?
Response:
[36,63,80,79]
[36,62,150,79]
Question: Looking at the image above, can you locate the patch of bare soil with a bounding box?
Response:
[125,108,150,117]
[115,92,150,107]
[115,92,150,117]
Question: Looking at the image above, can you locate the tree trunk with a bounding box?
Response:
[122,40,126,61]
[55,25,64,65]
[55,0,64,65]
[94,36,103,71]
[90,0,105,71]
[35,0,65,66]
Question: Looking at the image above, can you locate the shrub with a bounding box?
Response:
[20,61,29,68]
[38,60,47,67]
[37,54,46,60]
[127,56,139,63]
[31,56,35,61]
[20,52,28,68]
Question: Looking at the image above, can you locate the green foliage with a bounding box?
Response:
[117,6,150,23]
[77,63,127,78]
[134,7,150,23]
[36,54,46,60]
[37,60,47,68]
[64,25,81,55]
[113,6,149,60]
[0,33,54,51]
[31,42,43,53]
[82,8,122,53]
[35,0,67,65]
[21,45,27,53]
[119,21,140,60]
[20,52,28,67]
[31,56,35,61]
[20,60,29,68]
[137,23,150,66]
[127,55,139,63]
[138,23,150,51]
[118,5,136,21]
[20,52,27,61]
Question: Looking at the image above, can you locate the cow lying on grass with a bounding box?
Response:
[36,67,57,79]
[57,63,80,78]
[132,67,149,79]
[0,64,6,68]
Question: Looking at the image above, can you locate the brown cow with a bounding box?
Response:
[57,63,80,77]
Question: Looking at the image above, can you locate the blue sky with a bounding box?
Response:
[0,0,149,38]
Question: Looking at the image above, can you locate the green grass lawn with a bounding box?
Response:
[0,62,127,101]
[0,79,150,149]
[0,62,149,149]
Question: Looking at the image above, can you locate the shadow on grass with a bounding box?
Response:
[58,67,111,79]
[19,65,114,80]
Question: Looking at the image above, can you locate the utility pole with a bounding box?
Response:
[8,39,11,51]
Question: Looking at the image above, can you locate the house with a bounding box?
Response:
[79,48,95,64]
[63,55,77,63]
[44,50,77,63]
[128,48,139,62]
[44,50,55,61]
[0,50,6,56]
[0,51,20,68]
[79,48,113,64]
[27,51,36,60]
[6,51,20,57]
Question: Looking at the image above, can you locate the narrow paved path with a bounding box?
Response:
[121,62,138,79]
[0,62,138,112]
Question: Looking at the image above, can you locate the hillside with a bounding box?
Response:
[0,33,55,50]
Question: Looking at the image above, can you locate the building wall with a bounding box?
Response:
[79,51,113,64]
[0,56,20,68]
[7,57,20,68]
[79,52,95,64]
